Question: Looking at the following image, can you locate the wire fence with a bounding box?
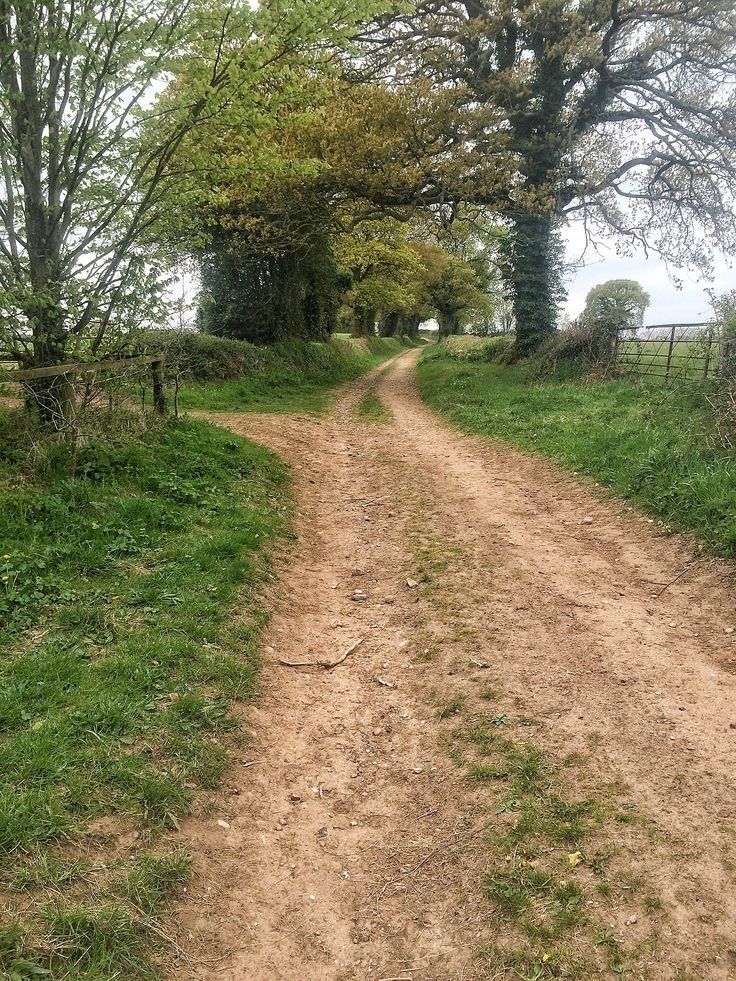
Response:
[615,323,733,382]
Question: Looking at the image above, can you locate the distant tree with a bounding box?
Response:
[582,280,650,332]
[580,278,650,361]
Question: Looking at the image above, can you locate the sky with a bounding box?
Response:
[563,220,733,325]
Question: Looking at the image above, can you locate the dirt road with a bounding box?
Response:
[175,348,736,980]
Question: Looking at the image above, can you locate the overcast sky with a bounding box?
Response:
[563,220,733,324]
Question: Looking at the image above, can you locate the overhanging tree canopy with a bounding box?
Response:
[359,0,736,350]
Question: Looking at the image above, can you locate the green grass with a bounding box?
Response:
[178,336,413,413]
[418,344,736,555]
[0,412,287,977]
[353,389,393,423]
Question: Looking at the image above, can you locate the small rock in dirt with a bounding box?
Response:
[406,578,419,588]
[289,793,302,803]
[316,826,329,838]
[626,915,638,925]
[724,627,735,635]
[350,820,359,826]
[729,723,736,730]
[352,591,368,601]
[376,676,395,688]
[339,870,351,879]
[411,766,423,774]
[372,727,382,736]
[581,516,594,525]
[383,595,396,604]
[217,819,230,830]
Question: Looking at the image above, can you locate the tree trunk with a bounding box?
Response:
[351,306,376,338]
[380,311,400,337]
[502,213,562,354]
[437,312,460,339]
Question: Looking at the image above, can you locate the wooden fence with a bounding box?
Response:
[615,323,732,382]
[0,353,166,414]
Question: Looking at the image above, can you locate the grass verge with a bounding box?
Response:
[418,343,736,556]
[178,336,414,414]
[0,411,287,978]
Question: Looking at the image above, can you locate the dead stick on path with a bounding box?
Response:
[279,637,365,670]
[654,563,696,598]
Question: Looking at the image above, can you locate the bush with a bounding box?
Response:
[139,330,269,382]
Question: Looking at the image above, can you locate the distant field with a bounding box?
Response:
[617,337,718,381]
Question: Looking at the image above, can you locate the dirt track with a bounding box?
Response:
[175,348,736,980]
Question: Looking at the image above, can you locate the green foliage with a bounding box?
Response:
[499,215,566,352]
[579,279,651,362]
[198,233,345,344]
[418,346,736,555]
[174,335,414,412]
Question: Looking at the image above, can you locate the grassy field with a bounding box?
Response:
[177,336,414,413]
[0,413,287,978]
[418,342,736,556]
[617,337,715,381]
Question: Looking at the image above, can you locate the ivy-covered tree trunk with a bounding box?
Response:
[502,213,563,354]
[380,311,401,337]
[437,311,460,338]
[352,306,376,337]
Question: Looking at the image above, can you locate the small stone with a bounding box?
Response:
[581,516,594,525]
[626,915,638,925]
[289,793,302,803]
[411,766,423,774]
[406,578,419,588]
[217,819,230,830]
[724,627,734,635]
[729,723,736,730]
[352,591,368,601]
[372,727,381,736]
[383,595,396,605]
[317,826,329,838]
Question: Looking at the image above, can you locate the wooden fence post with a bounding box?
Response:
[151,358,166,415]
[664,323,677,382]
[703,330,714,379]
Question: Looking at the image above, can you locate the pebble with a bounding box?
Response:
[406,578,419,588]
[581,516,594,525]
[217,819,230,830]
[352,591,368,601]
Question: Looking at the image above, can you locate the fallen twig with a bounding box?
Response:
[654,563,696,598]
[279,637,365,670]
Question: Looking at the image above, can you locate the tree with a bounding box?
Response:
[0,0,378,423]
[361,0,736,351]
[582,279,650,333]
[580,278,650,360]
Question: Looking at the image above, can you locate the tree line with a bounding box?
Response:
[1,0,735,415]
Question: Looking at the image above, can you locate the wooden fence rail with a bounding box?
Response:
[0,353,166,414]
